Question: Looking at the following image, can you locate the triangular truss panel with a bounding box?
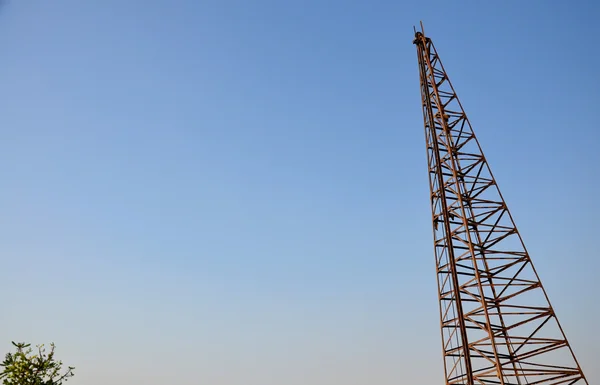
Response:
[413,26,588,385]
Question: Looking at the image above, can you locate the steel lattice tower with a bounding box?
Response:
[413,26,588,385]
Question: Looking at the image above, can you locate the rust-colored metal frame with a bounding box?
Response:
[414,25,588,385]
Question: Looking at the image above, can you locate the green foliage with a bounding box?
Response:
[0,342,74,385]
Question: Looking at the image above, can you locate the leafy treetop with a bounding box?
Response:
[0,342,75,385]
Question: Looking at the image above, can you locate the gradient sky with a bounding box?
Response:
[0,1,598,384]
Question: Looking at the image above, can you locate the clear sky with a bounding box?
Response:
[0,1,598,384]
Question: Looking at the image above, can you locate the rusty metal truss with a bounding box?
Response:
[413,25,588,385]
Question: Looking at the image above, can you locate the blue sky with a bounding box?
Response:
[0,1,598,384]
